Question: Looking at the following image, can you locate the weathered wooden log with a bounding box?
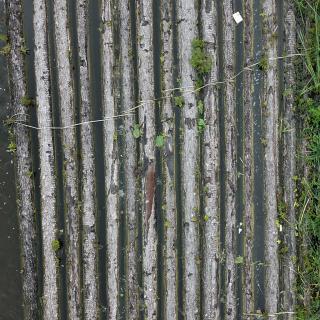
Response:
[243,0,255,318]
[222,1,237,318]
[136,0,157,318]
[201,1,220,319]
[6,1,38,318]
[101,1,120,318]
[161,1,177,319]
[75,1,99,319]
[176,0,200,318]
[262,0,280,315]
[282,3,297,318]
[119,0,139,318]
[52,1,81,318]
[32,0,60,318]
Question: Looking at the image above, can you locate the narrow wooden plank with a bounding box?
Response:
[33,0,59,318]
[101,1,120,318]
[201,0,220,318]
[76,1,99,319]
[136,0,157,318]
[262,0,280,315]
[119,0,139,318]
[52,1,82,318]
[161,1,177,319]
[282,3,297,318]
[243,0,255,318]
[6,1,38,318]
[176,0,200,318]
[222,1,237,318]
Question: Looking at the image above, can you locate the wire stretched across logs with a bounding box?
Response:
[11,53,302,131]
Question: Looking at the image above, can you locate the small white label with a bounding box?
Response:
[233,12,243,24]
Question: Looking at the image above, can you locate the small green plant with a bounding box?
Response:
[7,141,16,154]
[20,96,33,106]
[51,239,61,252]
[197,100,204,115]
[235,256,244,264]
[20,46,30,55]
[174,95,185,108]
[190,39,212,75]
[132,123,142,139]
[258,55,268,71]
[0,34,7,42]
[26,170,33,178]
[0,43,11,55]
[155,134,165,148]
[164,219,171,228]
[197,118,206,133]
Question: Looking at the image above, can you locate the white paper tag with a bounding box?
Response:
[233,12,243,24]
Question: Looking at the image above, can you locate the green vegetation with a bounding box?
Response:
[235,256,244,265]
[7,141,16,154]
[295,1,320,318]
[0,33,7,42]
[20,45,29,55]
[7,128,16,154]
[51,239,61,252]
[258,55,268,71]
[132,123,142,139]
[155,134,165,148]
[20,96,33,106]
[174,95,184,108]
[0,43,11,55]
[197,118,206,133]
[190,39,212,75]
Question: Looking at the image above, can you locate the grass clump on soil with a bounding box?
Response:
[295,1,320,318]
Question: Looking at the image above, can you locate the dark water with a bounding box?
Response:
[0,2,23,319]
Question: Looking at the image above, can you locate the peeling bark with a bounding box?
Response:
[33,0,59,318]
[53,1,81,318]
[201,1,220,319]
[119,0,139,318]
[136,0,157,318]
[243,0,255,318]
[76,1,99,319]
[262,0,279,316]
[161,1,177,319]
[222,1,237,318]
[101,1,120,318]
[282,3,296,319]
[176,0,200,318]
[6,1,38,318]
